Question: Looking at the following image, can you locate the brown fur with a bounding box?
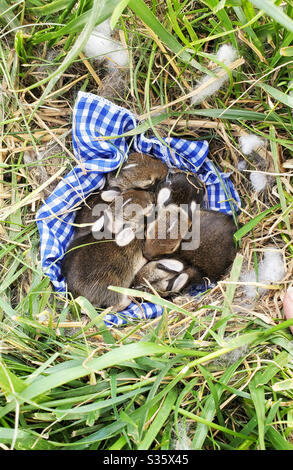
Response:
[73,192,107,239]
[133,260,202,295]
[108,152,168,190]
[61,204,186,310]
[141,208,236,283]
[179,209,237,281]
[159,171,205,207]
[143,204,191,259]
[61,235,146,311]
[63,153,236,308]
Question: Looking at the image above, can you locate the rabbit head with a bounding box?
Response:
[108,152,168,191]
[143,204,191,260]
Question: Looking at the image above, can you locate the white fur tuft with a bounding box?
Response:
[240,269,257,298]
[216,44,238,65]
[191,73,229,105]
[173,421,192,450]
[249,171,267,192]
[237,160,247,171]
[94,18,112,37]
[191,44,238,105]
[241,249,286,298]
[239,134,265,155]
[83,20,129,68]
[258,249,286,290]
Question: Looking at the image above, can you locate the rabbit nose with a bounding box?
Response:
[143,243,154,261]
[143,250,153,261]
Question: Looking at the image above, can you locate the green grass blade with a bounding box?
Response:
[255,351,289,387]
[0,361,27,396]
[110,0,130,29]
[19,343,171,399]
[0,428,58,450]
[234,204,281,242]
[0,0,21,27]
[270,126,291,233]
[191,358,247,449]
[0,342,171,419]
[259,81,293,108]
[177,407,255,443]
[218,254,244,339]
[248,376,266,450]
[26,0,73,15]
[249,0,293,32]
[266,427,293,450]
[108,286,205,317]
[272,378,293,392]
[53,386,152,418]
[128,0,203,71]
[137,387,178,449]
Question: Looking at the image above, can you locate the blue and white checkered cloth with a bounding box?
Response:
[36,91,240,327]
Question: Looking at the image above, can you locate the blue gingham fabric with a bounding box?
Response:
[36,91,240,327]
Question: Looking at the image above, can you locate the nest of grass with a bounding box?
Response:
[2,12,292,347]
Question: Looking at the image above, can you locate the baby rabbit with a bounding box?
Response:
[179,209,237,282]
[61,235,146,311]
[143,203,192,259]
[157,170,205,210]
[133,259,202,295]
[133,259,183,292]
[73,192,108,239]
[72,188,154,240]
[143,200,236,283]
[82,188,155,243]
[72,151,166,239]
[108,152,168,191]
[61,203,187,311]
[100,188,155,236]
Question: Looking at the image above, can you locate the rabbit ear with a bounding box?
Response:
[92,215,105,233]
[101,190,120,202]
[157,187,171,207]
[122,163,138,170]
[169,272,189,291]
[190,200,199,214]
[157,259,183,273]
[190,200,196,212]
[116,227,135,247]
[103,208,123,235]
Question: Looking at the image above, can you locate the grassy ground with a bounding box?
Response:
[0,0,293,451]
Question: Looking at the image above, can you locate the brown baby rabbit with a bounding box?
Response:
[143,203,191,259]
[143,200,236,283]
[71,151,166,239]
[73,192,108,239]
[108,152,168,191]
[133,259,202,295]
[72,188,154,240]
[100,188,155,237]
[157,170,205,209]
[179,209,237,282]
[61,203,187,311]
[61,235,146,311]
